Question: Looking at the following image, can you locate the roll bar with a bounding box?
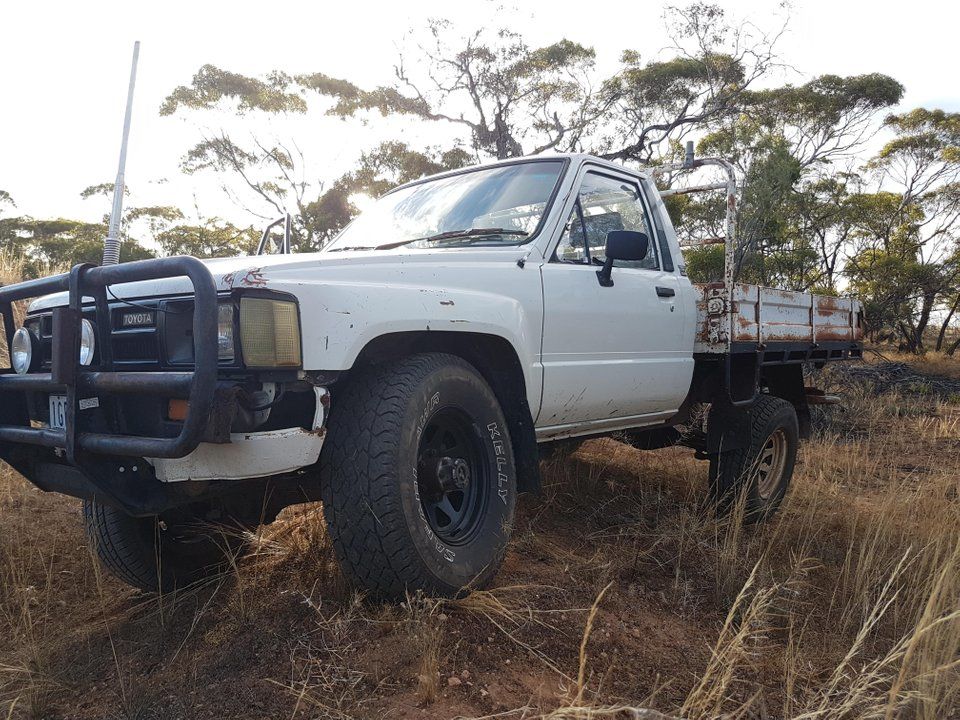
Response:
[256,214,292,255]
[652,141,738,299]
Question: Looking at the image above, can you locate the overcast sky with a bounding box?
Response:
[1,0,956,229]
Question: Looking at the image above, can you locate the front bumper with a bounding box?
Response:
[147,387,327,482]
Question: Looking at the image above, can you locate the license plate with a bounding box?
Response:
[49,395,67,430]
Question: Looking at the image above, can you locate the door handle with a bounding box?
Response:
[656,286,675,298]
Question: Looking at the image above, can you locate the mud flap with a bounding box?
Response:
[707,397,752,454]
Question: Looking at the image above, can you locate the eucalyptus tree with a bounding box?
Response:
[161,65,351,251]
[595,2,787,164]
[676,71,902,291]
[298,21,600,160]
[846,110,960,351]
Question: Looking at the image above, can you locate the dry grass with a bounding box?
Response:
[0,295,958,717]
[871,347,960,380]
[513,372,960,719]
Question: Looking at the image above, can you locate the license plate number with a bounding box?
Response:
[49,395,67,430]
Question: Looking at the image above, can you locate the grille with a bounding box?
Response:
[111,333,160,363]
[24,295,237,371]
[26,300,167,369]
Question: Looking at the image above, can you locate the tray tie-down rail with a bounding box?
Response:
[0,256,217,464]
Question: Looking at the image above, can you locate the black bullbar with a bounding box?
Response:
[0,256,218,462]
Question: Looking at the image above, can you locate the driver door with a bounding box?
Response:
[537,168,693,433]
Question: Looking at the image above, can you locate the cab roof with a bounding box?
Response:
[392,153,648,194]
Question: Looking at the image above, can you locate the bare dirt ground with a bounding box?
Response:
[2,357,959,719]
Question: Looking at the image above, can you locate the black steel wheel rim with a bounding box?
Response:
[416,407,488,545]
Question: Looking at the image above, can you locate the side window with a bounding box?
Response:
[640,177,674,272]
[578,173,658,270]
[555,202,588,263]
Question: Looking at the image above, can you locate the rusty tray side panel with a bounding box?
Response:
[695,283,863,353]
[694,282,729,352]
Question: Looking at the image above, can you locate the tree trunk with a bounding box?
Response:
[905,291,937,354]
[898,321,921,354]
[936,294,960,352]
[948,334,960,356]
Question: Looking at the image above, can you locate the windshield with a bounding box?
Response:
[325,160,565,251]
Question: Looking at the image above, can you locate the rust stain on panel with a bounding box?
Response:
[222,267,268,289]
[812,326,854,342]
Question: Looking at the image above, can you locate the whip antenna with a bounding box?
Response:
[102,41,140,266]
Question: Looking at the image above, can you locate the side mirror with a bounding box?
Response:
[596,230,648,287]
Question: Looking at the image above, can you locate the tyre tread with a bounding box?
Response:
[321,352,510,597]
[83,501,161,592]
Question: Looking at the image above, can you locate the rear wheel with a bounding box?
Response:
[320,353,516,598]
[709,395,798,523]
[83,501,241,593]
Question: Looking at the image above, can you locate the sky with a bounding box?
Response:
[1,0,957,230]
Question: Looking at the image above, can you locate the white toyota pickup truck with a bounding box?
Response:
[0,153,862,597]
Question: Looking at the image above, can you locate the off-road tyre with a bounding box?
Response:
[320,353,517,598]
[83,501,240,593]
[709,395,798,523]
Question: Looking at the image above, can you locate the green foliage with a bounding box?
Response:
[750,73,904,122]
[336,141,473,198]
[0,217,155,277]
[181,136,259,175]
[296,72,429,119]
[175,132,340,251]
[603,51,746,139]
[156,219,259,258]
[80,182,125,199]
[840,107,960,352]
[159,65,306,116]
[298,24,597,160]
[0,181,260,276]
[699,73,903,170]
[741,74,904,164]
[596,3,784,163]
[300,189,354,249]
[876,108,960,163]
[684,245,724,283]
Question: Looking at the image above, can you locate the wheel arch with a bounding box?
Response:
[346,331,541,494]
[688,355,811,453]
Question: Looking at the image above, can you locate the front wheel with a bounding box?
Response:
[83,501,242,593]
[709,395,798,523]
[320,353,517,598]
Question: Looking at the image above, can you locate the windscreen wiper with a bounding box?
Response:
[373,227,528,251]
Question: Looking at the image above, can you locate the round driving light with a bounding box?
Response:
[11,327,33,375]
[79,319,96,366]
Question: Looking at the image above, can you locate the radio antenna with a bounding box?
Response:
[102,41,140,266]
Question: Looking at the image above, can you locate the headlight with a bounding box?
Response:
[217,304,235,361]
[79,319,96,366]
[11,327,34,374]
[239,298,301,368]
